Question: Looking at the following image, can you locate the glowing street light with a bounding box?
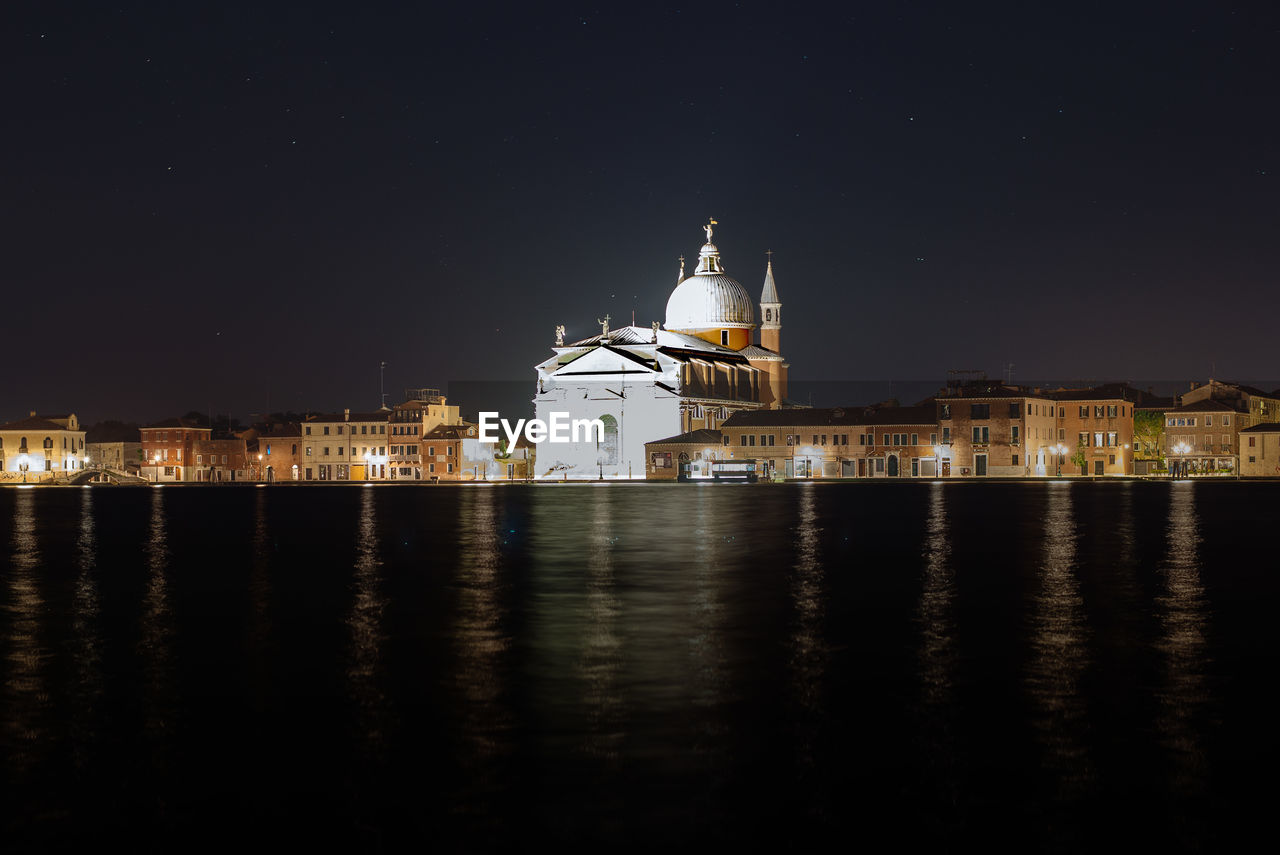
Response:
[1171,441,1191,478]
[1053,443,1069,477]
[933,445,944,479]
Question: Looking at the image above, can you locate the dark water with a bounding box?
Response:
[1,481,1276,851]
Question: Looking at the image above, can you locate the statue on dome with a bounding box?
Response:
[554,325,565,346]
[704,217,717,243]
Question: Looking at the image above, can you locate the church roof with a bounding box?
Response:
[739,344,781,359]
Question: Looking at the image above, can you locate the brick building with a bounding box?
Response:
[193,438,251,482]
[937,383,1057,477]
[1049,384,1141,476]
[140,417,211,482]
[252,422,302,482]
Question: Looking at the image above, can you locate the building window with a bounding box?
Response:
[1094,432,1104,447]
[1011,426,1020,443]
[741,435,748,446]
[911,433,918,445]
[1008,403,1021,418]
[930,433,937,445]
[1079,406,1089,418]
[971,404,990,419]
[1012,454,1019,466]
[720,330,729,346]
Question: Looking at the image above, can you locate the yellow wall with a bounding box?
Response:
[682,327,752,350]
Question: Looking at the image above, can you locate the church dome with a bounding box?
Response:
[666,273,755,330]
[664,220,755,331]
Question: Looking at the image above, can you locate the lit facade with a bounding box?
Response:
[301,409,391,481]
[0,412,87,481]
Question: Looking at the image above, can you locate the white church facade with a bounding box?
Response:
[532,220,789,479]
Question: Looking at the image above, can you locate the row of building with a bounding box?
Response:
[644,377,1280,480]
[131,390,534,484]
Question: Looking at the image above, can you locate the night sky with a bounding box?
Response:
[8,3,1279,423]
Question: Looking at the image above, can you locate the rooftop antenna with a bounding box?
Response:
[380,361,387,410]
[1005,362,1015,385]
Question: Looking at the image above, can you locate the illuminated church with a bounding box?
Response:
[533,219,788,479]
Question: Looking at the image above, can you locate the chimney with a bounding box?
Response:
[29,410,36,417]
[344,408,350,421]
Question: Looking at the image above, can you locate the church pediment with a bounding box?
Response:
[550,344,661,378]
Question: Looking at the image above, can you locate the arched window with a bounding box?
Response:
[765,308,771,322]
[20,436,28,452]
[598,414,619,465]
[43,436,53,449]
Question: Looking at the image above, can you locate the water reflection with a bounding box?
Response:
[1157,483,1209,797]
[690,491,728,732]
[4,490,46,777]
[347,486,389,761]
[1026,485,1093,796]
[580,489,623,761]
[790,485,827,806]
[72,488,104,769]
[916,482,956,797]
[453,486,512,807]
[141,487,175,772]
[247,488,273,709]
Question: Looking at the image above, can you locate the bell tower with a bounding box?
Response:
[760,251,781,353]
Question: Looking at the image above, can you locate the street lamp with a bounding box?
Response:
[19,453,29,483]
[933,445,943,479]
[153,453,162,483]
[1172,441,1190,478]
[1053,443,1068,477]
